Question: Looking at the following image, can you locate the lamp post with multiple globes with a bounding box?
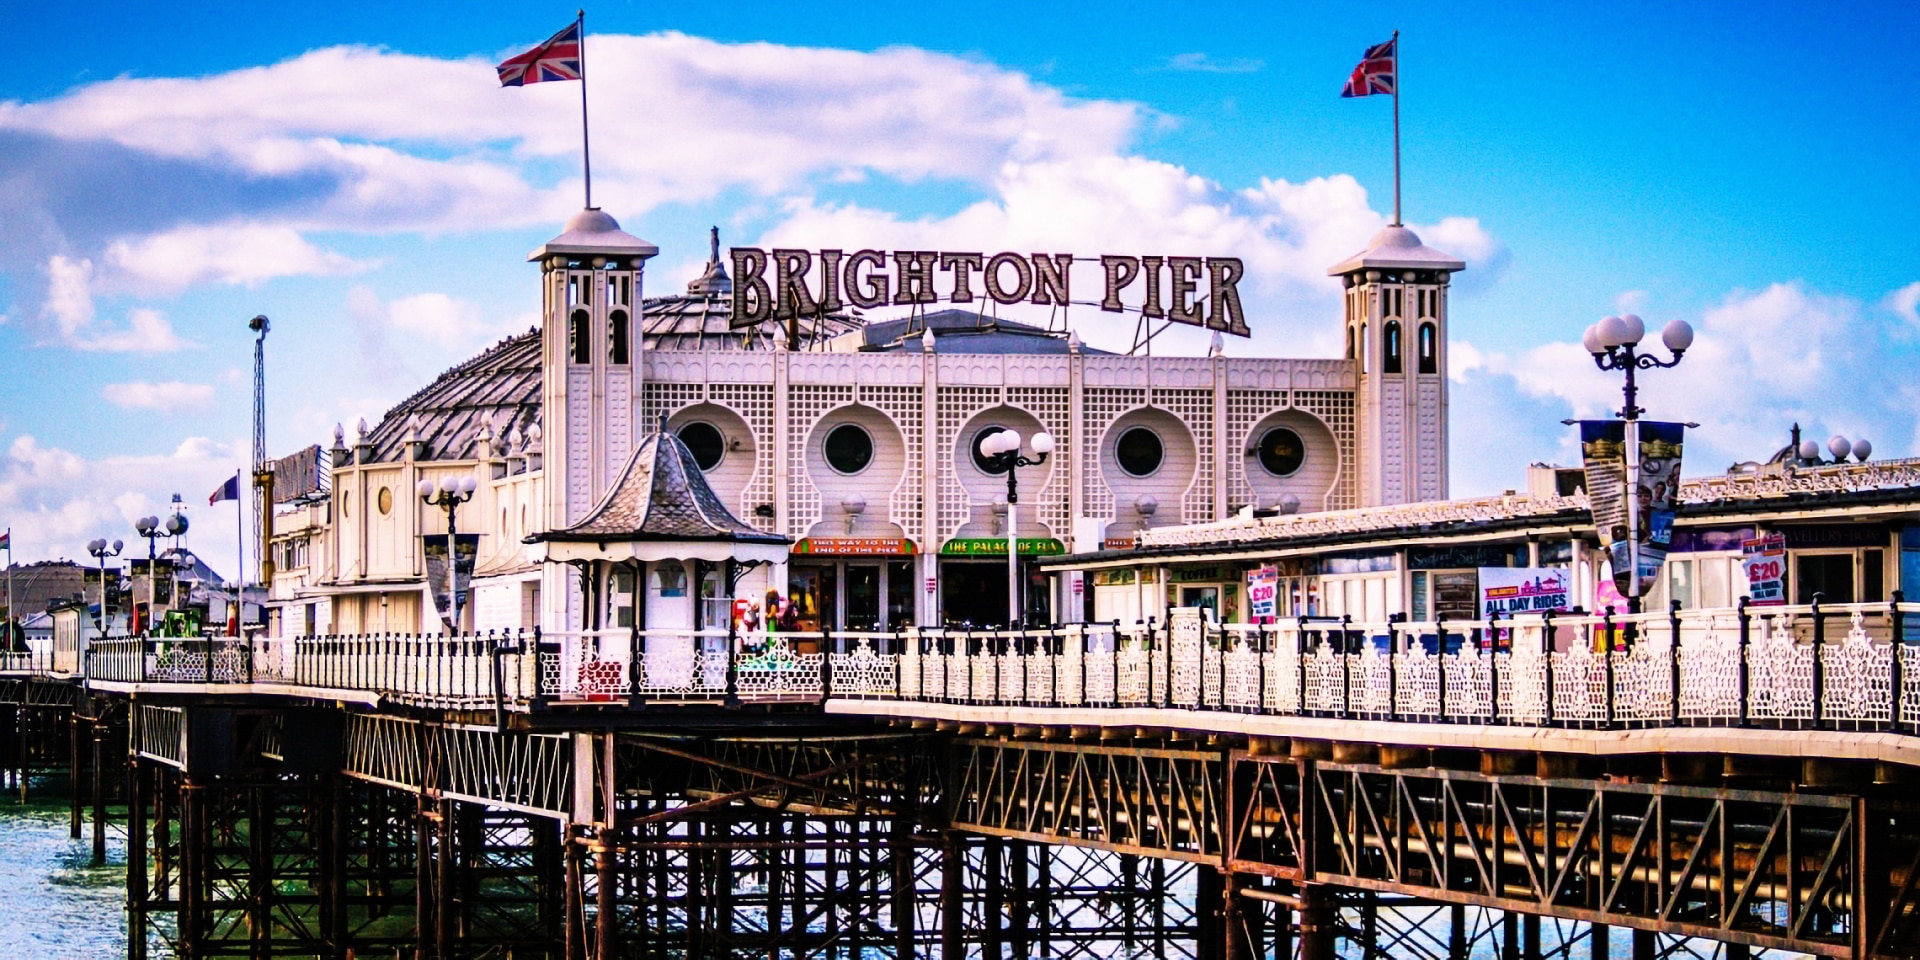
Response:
[85,538,123,659]
[1580,313,1693,609]
[974,428,1055,628]
[418,475,478,632]
[132,512,186,633]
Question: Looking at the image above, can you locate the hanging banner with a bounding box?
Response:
[1580,420,1685,597]
[1478,567,1572,618]
[1741,534,1787,606]
[422,534,479,626]
[1247,565,1279,621]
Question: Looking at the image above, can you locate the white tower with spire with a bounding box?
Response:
[532,208,658,630]
[1329,225,1464,506]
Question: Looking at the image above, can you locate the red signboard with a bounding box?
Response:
[792,537,917,556]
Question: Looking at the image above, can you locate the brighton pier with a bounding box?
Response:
[6,206,1920,960]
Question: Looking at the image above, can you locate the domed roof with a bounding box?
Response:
[1327,224,1466,276]
[528,207,660,262]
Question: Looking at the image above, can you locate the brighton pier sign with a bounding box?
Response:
[730,248,1250,337]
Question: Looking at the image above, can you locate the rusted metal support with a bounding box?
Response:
[126,755,147,960]
[940,832,964,959]
[983,834,1005,956]
[564,826,586,960]
[69,712,81,839]
[1297,883,1336,960]
[890,813,914,957]
[178,781,202,960]
[91,717,107,864]
[435,799,454,960]
[593,831,617,960]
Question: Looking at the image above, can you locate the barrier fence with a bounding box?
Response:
[65,598,1920,732]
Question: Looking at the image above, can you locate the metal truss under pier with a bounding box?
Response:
[3,689,1911,958]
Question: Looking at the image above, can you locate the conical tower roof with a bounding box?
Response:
[535,431,786,545]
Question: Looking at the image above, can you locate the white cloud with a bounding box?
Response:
[1887,281,1920,329]
[1449,281,1920,495]
[0,434,247,579]
[1155,53,1265,74]
[0,34,1140,239]
[101,381,216,411]
[103,222,365,294]
[755,158,1501,357]
[38,255,193,352]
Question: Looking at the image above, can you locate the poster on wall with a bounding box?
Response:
[1248,565,1279,621]
[1478,567,1572,618]
[1741,534,1787,606]
[422,534,479,627]
[1580,420,1685,597]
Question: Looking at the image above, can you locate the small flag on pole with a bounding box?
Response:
[497,21,584,86]
[210,475,242,506]
[1340,38,1397,97]
[0,529,10,550]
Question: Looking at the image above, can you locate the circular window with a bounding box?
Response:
[1115,427,1164,478]
[971,427,1011,475]
[677,421,726,471]
[823,423,874,475]
[1256,427,1307,477]
[377,487,393,515]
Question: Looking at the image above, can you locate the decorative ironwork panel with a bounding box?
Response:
[1748,616,1815,721]
[950,738,1225,862]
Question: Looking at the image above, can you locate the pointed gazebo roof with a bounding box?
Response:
[529,431,788,564]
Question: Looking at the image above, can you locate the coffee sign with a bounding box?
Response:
[730,248,1250,337]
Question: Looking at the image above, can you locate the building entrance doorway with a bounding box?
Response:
[941,561,1010,628]
[790,560,914,633]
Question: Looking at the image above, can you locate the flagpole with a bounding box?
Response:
[234,469,244,636]
[1391,29,1401,227]
[577,9,593,210]
[5,528,13,648]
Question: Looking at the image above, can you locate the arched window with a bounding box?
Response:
[1418,322,1438,375]
[1346,326,1356,360]
[569,309,591,365]
[608,309,629,365]
[1359,323,1369,375]
[1383,321,1403,375]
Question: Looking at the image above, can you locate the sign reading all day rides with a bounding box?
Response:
[1741,534,1787,606]
[1247,565,1279,621]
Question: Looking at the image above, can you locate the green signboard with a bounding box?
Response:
[940,538,1066,557]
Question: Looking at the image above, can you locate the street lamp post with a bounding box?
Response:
[418,475,477,633]
[976,429,1055,628]
[1581,313,1693,610]
[85,539,123,668]
[132,513,186,634]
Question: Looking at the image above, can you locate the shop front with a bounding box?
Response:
[938,537,1064,628]
[787,537,917,634]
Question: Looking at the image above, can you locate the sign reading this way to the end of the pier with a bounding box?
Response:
[729,248,1250,337]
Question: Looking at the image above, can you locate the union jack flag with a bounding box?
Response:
[1340,38,1396,98]
[497,20,583,87]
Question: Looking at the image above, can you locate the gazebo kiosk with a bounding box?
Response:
[527,430,790,698]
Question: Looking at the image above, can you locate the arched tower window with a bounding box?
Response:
[569,309,591,365]
[1359,323,1369,375]
[1346,326,1356,360]
[1383,321,1403,375]
[1418,322,1438,375]
[608,310,629,365]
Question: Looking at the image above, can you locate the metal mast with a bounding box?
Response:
[249,315,273,585]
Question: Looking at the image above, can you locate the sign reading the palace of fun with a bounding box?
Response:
[729,249,1251,337]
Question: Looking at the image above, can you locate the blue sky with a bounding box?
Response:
[2,1,1916,578]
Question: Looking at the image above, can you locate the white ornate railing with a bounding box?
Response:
[69,600,1920,734]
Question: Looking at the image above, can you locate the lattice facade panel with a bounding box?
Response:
[1152,388,1217,524]
[935,386,1006,544]
[1080,387,1147,526]
[707,383,777,533]
[859,385,927,545]
[786,384,855,538]
[1294,390,1357,510]
[1225,390,1287,513]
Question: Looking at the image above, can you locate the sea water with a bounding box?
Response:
[0,795,158,959]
